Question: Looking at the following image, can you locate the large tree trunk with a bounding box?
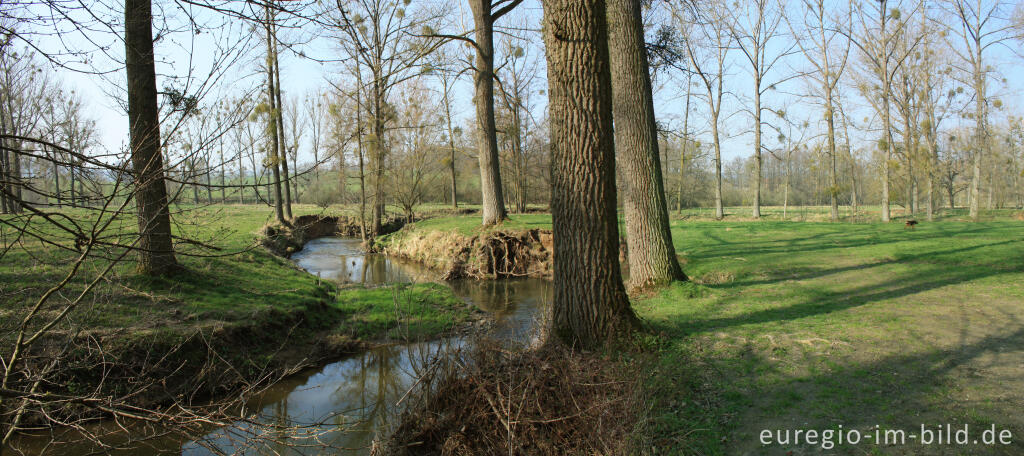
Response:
[125,0,179,275]
[469,1,508,226]
[606,0,685,288]
[542,0,636,348]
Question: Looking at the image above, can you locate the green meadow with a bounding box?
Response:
[391,207,1024,455]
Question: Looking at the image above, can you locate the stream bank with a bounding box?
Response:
[7,216,482,455]
[376,227,555,280]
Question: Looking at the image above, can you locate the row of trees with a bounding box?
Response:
[662,0,1023,222]
[2,0,1023,339]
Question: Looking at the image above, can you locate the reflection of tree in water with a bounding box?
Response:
[324,342,454,451]
[198,239,549,453]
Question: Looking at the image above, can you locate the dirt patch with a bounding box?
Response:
[378,339,639,456]
[380,229,554,280]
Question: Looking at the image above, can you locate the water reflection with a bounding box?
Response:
[291,238,436,285]
[187,340,459,455]
[189,237,549,455]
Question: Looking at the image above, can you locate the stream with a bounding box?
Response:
[11,237,549,455]
[184,237,551,455]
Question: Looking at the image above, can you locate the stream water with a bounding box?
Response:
[12,237,549,455]
[186,238,550,455]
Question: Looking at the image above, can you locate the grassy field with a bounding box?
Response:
[5,203,1023,454]
[387,207,1024,455]
[640,218,1024,455]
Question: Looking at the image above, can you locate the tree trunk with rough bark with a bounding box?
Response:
[469,0,509,226]
[606,0,686,287]
[542,0,637,348]
[125,0,179,275]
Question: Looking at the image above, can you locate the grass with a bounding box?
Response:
[640,219,1024,455]
[384,206,1024,455]
[1,203,479,361]
[6,202,1023,454]
[332,282,482,341]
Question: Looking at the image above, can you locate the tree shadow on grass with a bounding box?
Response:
[711,321,1024,455]
[690,224,1010,261]
[713,237,1024,291]
[650,238,1023,337]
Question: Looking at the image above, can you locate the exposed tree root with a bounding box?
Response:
[380,229,554,280]
[377,338,640,455]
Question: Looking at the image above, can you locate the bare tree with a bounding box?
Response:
[789,0,851,222]
[675,1,732,219]
[466,0,524,225]
[329,0,443,236]
[261,2,288,225]
[849,0,920,222]
[940,0,1019,220]
[726,0,793,219]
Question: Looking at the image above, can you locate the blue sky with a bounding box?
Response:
[39,0,1024,168]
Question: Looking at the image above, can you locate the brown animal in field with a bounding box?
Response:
[904,220,918,229]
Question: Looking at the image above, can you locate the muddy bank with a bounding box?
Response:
[259,214,406,257]
[18,290,360,429]
[377,228,554,280]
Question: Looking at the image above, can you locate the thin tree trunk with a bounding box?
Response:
[879,3,892,223]
[125,0,179,274]
[677,73,691,214]
[238,154,245,205]
[969,33,984,220]
[752,79,762,219]
[606,0,685,287]
[542,0,636,347]
[441,78,458,209]
[0,116,10,213]
[371,75,385,236]
[270,15,292,219]
[220,146,226,203]
[712,116,724,219]
[355,63,368,241]
[51,145,60,207]
[264,3,286,225]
